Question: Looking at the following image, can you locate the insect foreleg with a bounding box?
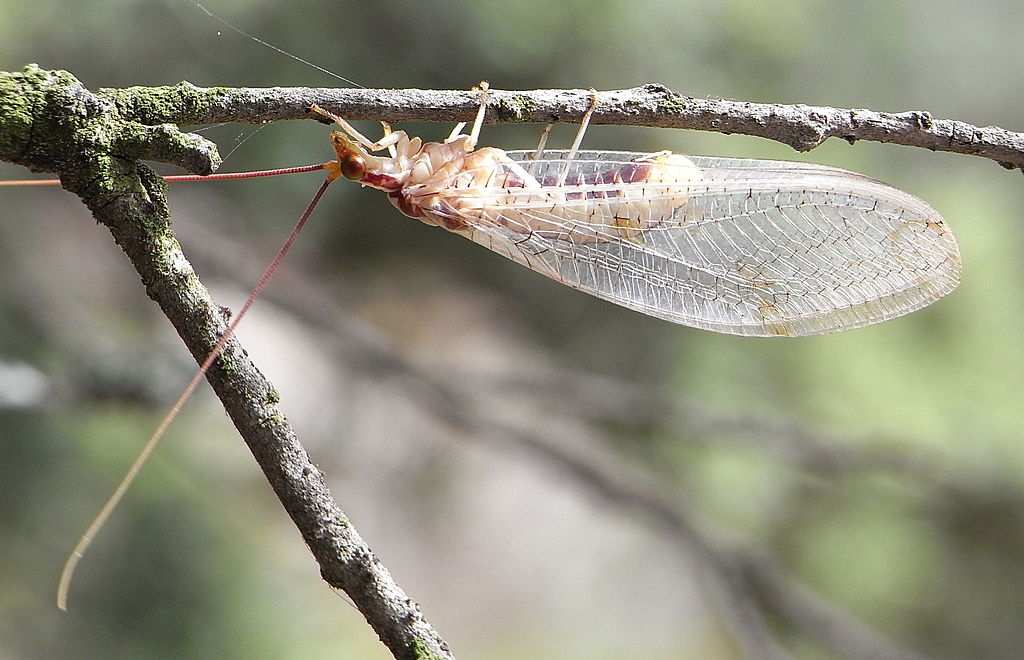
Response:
[445,122,469,143]
[379,121,398,158]
[310,105,405,153]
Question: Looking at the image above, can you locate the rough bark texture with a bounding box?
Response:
[99,79,1024,169]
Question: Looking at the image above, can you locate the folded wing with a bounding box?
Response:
[433,150,961,337]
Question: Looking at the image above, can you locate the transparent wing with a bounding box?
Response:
[430,150,961,337]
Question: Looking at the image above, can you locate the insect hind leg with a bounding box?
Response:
[532,123,554,160]
[557,88,599,186]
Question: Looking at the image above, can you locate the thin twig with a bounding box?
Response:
[106,82,1024,169]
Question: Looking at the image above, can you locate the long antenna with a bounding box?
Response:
[0,164,329,187]
[57,166,341,610]
[56,0,365,609]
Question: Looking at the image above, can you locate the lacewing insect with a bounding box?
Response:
[9,82,961,608]
[7,86,961,337]
[317,84,960,337]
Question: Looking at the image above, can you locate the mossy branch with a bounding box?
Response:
[106,78,1024,170]
[0,65,452,660]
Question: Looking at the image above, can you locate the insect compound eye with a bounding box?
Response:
[340,153,366,181]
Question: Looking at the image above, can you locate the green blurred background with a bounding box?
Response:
[2,1,1023,658]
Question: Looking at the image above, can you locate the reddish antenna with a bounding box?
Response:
[0,164,328,187]
[55,160,343,610]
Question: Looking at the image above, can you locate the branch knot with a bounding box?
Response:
[0,64,221,205]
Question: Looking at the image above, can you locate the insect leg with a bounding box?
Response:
[309,105,405,153]
[465,81,490,150]
[527,124,554,176]
[444,122,469,142]
[532,123,554,159]
[379,121,398,158]
[557,89,598,186]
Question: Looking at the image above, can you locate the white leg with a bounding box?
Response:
[532,123,554,160]
[557,89,599,186]
[380,121,398,158]
[310,104,404,153]
[445,122,468,143]
[465,81,490,150]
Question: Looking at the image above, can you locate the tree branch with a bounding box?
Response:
[101,80,1024,170]
[1,65,452,659]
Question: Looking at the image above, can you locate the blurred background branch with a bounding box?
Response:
[187,222,980,660]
